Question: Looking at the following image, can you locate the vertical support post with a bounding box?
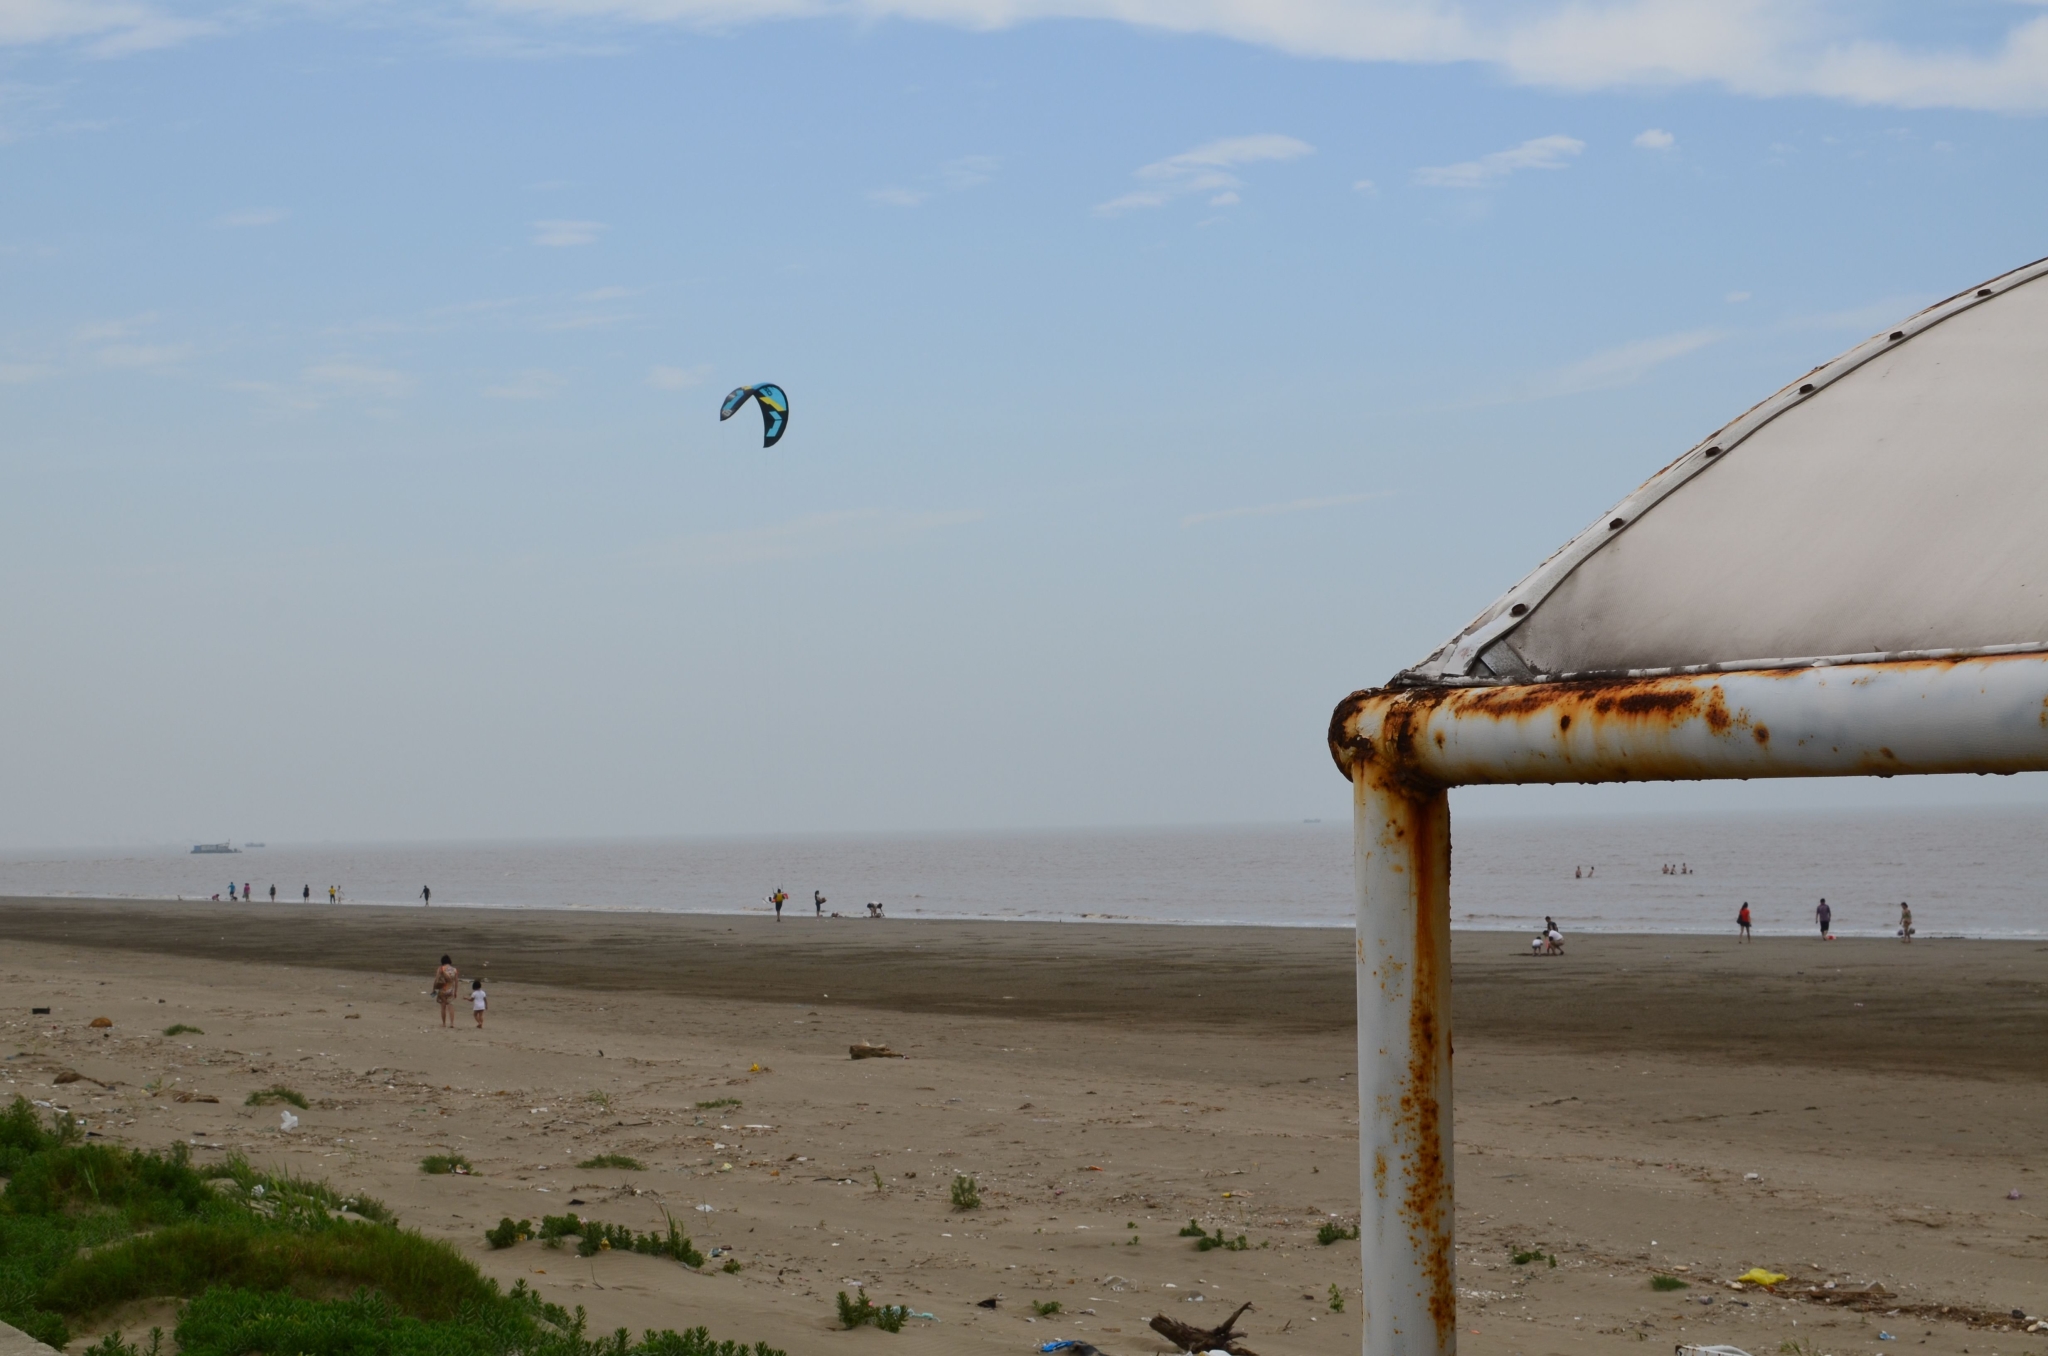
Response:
[1354,772,1454,1355]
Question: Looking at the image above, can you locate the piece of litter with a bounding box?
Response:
[1733,1268,1786,1286]
[694,1204,715,1212]
[1879,1332,1897,1341]
[279,1111,299,1132]
[2008,1188,2023,1200]
[1744,1172,1761,1181]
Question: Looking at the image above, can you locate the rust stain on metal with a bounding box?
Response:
[1373,1149,1388,1200]
[1703,687,1732,734]
[1754,723,1771,746]
[1399,790,1455,1342]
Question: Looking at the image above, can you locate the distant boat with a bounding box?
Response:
[191,843,239,855]
[244,842,266,848]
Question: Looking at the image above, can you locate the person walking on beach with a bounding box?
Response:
[470,978,487,1028]
[268,884,276,903]
[769,888,787,921]
[302,884,310,902]
[243,883,251,904]
[329,885,337,904]
[227,882,237,901]
[814,890,825,918]
[1737,902,1752,942]
[1899,900,1914,943]
[432,955,459,1028]
[421,885,431,908]
[1816,897,1833,939]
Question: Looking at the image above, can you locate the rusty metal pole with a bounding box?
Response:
[1354,770,1455,1355]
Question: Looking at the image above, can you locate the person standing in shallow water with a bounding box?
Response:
[1816,897,1833,938]
[432,955,459,1028]
[1899,900,1914,943]
[421,885,431,908]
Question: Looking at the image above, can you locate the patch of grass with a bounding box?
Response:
[721,1258,742,1274]
[576,1154,644,1171]
[162,1025,203,1037]
[1327,1283,1345,1313]
[487,1219,532,1250]
[511,1212,703,1268]
[420,1154,473,1176]
[949,1174,981,1211]
[1650,1274,1690,1291]
[583,1091,611,1110]
[1177,1219,1206,1237]
[244,1087,308,1110]
[0,1096,783,1356]
[694,1098,740,1110]
[836,1290,907,1333]
[1510,1247,1557,1267]
[80,1329,164,1356]
[1031,1300,1062,1317]
[1193,1227,1249,1253]
[1317,1222,1361,1246]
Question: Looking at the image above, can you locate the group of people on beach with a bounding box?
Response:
[218,883,337,903]
[767,888,884,920]
[430,955,486,1028]
[1734,897,1915,941]
[1530,916,1565,955]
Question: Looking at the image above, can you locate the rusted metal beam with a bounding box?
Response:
[1332,650,2048,1355]
[1331,653,2048,789]
[1354,775,1454,1355]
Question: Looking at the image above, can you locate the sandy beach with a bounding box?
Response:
[0,898,2042,1355]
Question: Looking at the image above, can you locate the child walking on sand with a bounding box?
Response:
[470,978,487,1027]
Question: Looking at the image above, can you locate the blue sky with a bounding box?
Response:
[4,1,2048,846]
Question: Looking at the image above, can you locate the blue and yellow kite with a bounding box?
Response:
[719,383,789,447]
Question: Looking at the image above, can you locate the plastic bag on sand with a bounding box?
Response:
[279,1110,299,1132]
[1734,1268,1786,1286]
[1677,1346,1756,1356]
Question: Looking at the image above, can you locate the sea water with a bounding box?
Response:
[0,806,2042,938]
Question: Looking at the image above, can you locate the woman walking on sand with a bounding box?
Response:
[1816,897,1832,939]
[432,955,459,1028]
[1737,902,1752,942]
[1899,900,1914,943]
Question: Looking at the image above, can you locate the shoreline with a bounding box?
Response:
[5,895,2045,1077]
[2,893,2037,940]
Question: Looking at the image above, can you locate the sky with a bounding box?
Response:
[4,0,2048,847]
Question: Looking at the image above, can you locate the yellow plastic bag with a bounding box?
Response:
[1734,1268,1787,1286]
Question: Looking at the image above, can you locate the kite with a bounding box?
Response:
[719,383,789,447]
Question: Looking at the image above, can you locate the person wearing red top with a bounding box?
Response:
[1737,902,1752,943]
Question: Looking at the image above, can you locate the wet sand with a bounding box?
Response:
[0,898,2042,1355]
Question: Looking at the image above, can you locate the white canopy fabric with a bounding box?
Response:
[1404,256,2048,686]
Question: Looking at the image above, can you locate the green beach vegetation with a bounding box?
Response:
[0,1097,779,1355]
[418,1153,473,1175]
[242,1087,308,1110]
[576,1153,644,1171]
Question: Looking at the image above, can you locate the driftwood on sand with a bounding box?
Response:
[848,1042,904,1059]
[1150,1301,1258,1355]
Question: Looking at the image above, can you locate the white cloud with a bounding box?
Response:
[648,363,712,389]
[1725,290,1751,303]
[1633,127,1676,150]
[1352,178,1377,193]
[484,368,566,400]
[653,508,985,569]
[1415,133,1582,188]
[1096,133,1312,216]
[1781,294,1936,333]
[216,207,288,228]
[304,361,411,397]
[1182,491,1390,528]
[95,342,189,367]
[868,154,997,207]
[866,187,928,208]
[532,219,606,246]
[1525,329,1725,399]
[465,0,2048,114]
[940,154,997,190]
[0,0,209,55]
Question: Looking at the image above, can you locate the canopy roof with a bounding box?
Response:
[1402,255,2048,687]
